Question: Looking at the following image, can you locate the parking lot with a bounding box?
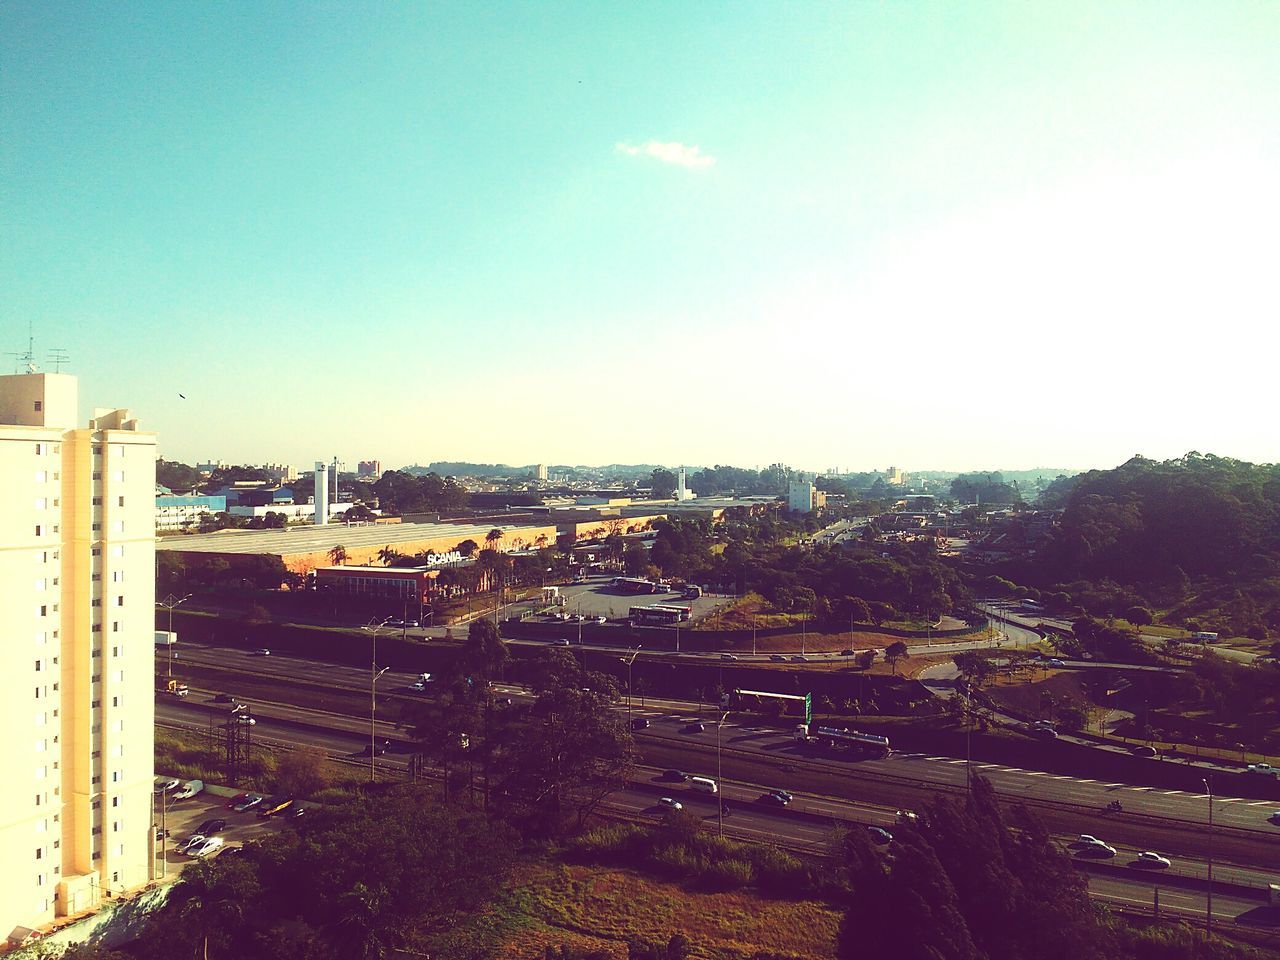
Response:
[518,574,734,623]
[154,786,292,874]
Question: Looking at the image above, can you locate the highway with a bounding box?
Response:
[156,692,1278,928]
[162,641,1280,879]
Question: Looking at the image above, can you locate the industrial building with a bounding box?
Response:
[156,520,560,574]
[0,372,157,940]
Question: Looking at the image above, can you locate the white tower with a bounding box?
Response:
[314,461,329,526]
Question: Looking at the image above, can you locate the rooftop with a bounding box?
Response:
[156,520,553,556]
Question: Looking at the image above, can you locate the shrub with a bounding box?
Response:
[698,856,755,891]
[649,843,699,880]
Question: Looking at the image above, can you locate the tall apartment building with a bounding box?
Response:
[0,372,157,940]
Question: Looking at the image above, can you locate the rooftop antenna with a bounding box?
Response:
[48,348,70,372]
[6,321,38,374]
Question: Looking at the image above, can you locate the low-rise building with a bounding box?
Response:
[155,495,227,530]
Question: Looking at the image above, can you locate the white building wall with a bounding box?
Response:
[0,374,156,937]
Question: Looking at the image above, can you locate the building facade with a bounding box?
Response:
[0,373,157,940]
[357,460,381,477]
[787,480,826,513]
[155,495,226,530]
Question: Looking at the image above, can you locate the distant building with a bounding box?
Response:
[535,463,548,482]
[260,462,296,484]
[788,480,825,513]
[195,459,225,475]
[886,466,907,486]
[357,460,381,477]
[156,494,227,530]
[674,467,696,501]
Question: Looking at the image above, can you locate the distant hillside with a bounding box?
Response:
[1022,453,1280,636]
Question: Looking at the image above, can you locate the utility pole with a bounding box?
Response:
[1203,777,1214,937]
[716,710,730,837]
[752,614,757,657]
[622,646,643,728]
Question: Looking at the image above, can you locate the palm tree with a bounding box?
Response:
[534,534,549,550]
[328,544,348,566]
[170,860,257,960]
[330,882,392,960]
[485,528,504,551]
[377,545,396,566]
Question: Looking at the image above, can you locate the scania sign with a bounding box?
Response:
[424,551,464,568]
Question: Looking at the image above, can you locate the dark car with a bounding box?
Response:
[212,693,235,704]
[630,718,650,731]
[867,827,893,846]
[759,791,791,806]
[685,722,707,734]
[662,769,688,782]
[769,654,788,663]
[360,740,391,757]
[790,655,809,663]
[840,649,855,657]
[288,804,307,820]
[195,818,227,836]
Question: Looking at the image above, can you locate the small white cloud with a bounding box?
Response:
[615,140,716,169]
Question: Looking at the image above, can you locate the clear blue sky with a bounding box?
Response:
[3,2,1276,472]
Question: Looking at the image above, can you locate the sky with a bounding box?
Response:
[2,2,1277,474]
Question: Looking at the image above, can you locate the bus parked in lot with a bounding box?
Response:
[631,605,683,626]
[613,577,659,594]
[649,604,692,621]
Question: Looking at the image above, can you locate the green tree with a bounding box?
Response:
[327,545,347,566]
[884,640,909,675]
[649,468,678,499]
[275,744,330,799]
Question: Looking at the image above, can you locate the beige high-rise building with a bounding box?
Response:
[0,372,157,940]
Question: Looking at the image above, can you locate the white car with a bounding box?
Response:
[658,797,683,811]
[1246,763,1278,778]
[1076,834,1103,847]
[250,648,271,657]
[1134,851,1171,869]
[179,833,209,854]
[187,836,225,858]
[236,715,256,726]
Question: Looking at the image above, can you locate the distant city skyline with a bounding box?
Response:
[4,3,1276,471]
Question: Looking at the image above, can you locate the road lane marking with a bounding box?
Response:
[1246,801,1271,806]
[1160,790,1184,795]
[1026,772,1047,777]
[945,760,967,765]
[1105,783,1125,788]
[1077,779,1096,783]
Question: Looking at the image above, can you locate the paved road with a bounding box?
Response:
[157,693,1277,926]
[167,642,1280,842]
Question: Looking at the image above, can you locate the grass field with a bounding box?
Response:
[473,860,840,960]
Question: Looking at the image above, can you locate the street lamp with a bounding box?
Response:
[157,593,191,680]
[716,710,730,836]
[1203,776,1214,937]
[362,618,392,783]
[621,646,643,728]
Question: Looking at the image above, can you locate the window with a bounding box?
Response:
[116,596,124,606]
[91,523,101,532]
[35,497,47,509]
[91,598,101,607]
[35,578,47,591]
[91,648,101,658]
[118,496,125,506]
[34,400,42,412]
[91,547,101,556]
[91,624,102,633]
[92,497,102,506]
[111,696,118,707]
[35,660,41,671]
[112,570,123,582]
[35,470,48,483]
[35,848,42,859]
[92,471,101,480]
[35,525,44,537]
[38,605,47,616]
[111,622,119,633]
[113,521,124,533]
[93,445,103,455]
[112,797,118,807]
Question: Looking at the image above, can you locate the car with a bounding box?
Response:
[1130,745,1158,758]
[896,809,918,824]
[235,714,257,726]
[594,616,607,624]
[769,654,787,663]
[387,619,419,629]
[662,769,688,782]
[686,722,707,734]
[630,718,650,730]
[658,797,683,811]
[1044,658,1066,668]
[790,655,809,663]
[250,648,271,657]
[154,777,180,794]
[407,680,431,692]
[1032,727,1058,740]
[772,789,794,802]
[840,649,855,657]
[178,833,209,855]
[227,792,253,810]
[232,794,264,813]
[1134,851,1171,869]
[1246,763,1279,777]
[257,795,295,818]
[288,805,307,820]
[212,693,235,704]
[553,639,571,646]
[1081,844,1118,858]
[867,827,893,846]
[759,791,792,806]
[1076,834,1103,847]
[188,836,225,858]
[1033,719,1055,729]
[195,818,227,836]
[1268,811,1280,824]
[174,779,204,800]
[361,740,391,757]
[720,653,739,661]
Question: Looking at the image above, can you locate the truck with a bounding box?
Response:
[1193,632,1220,642]
[794,724,891,758]
[173,779,204,800]
[1245,763,1279,779]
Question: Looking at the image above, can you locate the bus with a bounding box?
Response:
[630,605,683,626]
[795,724,891,758]
[649,604,693,621]
[613,577,659,594]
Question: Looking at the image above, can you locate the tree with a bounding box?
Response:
[884,640,909,675]
[377,546,398,566]
[649,468,678,500]
[167,857,262,960]
[460,617,509,683]
[1125,605,1154,626]
[275,744,330,799]
[856,649,876,670]
[327,545,347,566]
[456,539,479,558]
[486,528,504,551]
[624,541,650,576]
[954,651,995,689]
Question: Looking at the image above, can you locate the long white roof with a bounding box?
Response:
[156,520,553,556]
